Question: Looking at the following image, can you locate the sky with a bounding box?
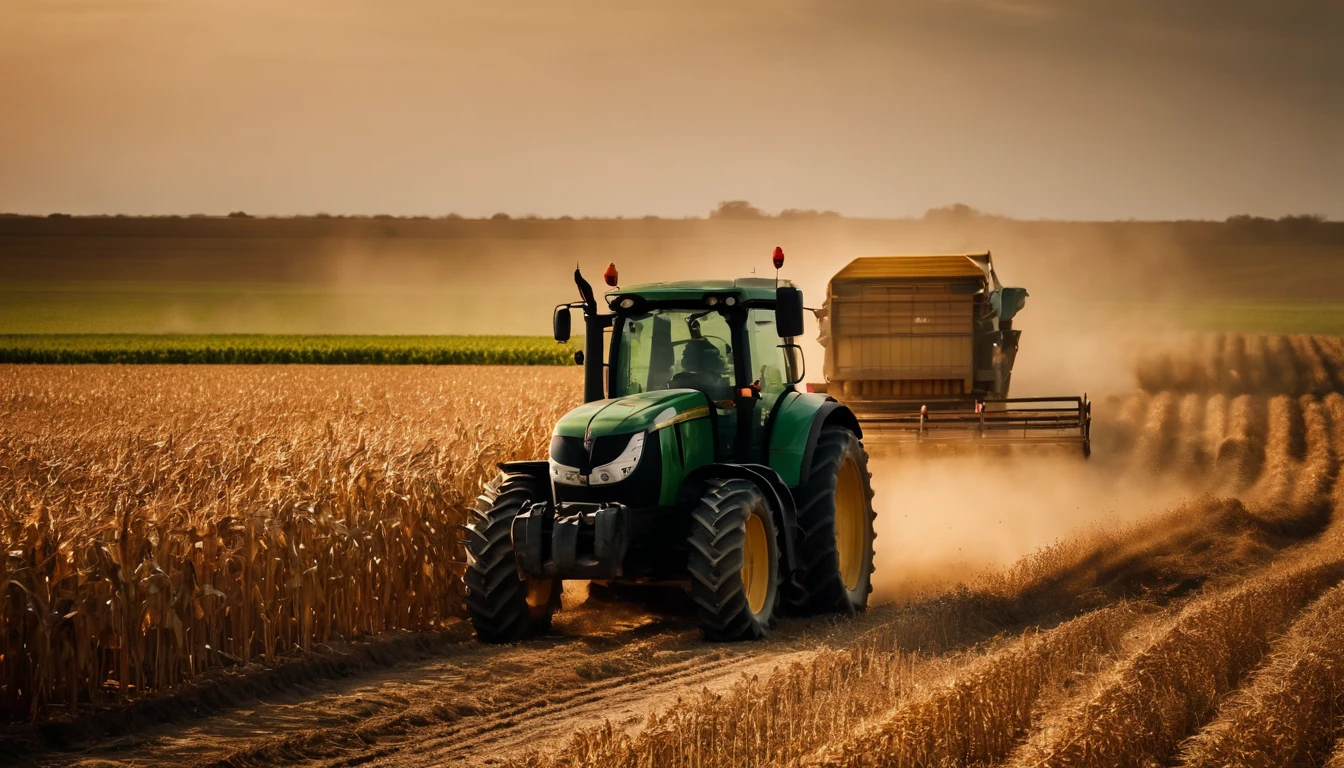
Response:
[1,0,1340,220]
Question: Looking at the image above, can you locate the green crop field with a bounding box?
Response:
[0,335,578,365]
[1170,301,1344,336]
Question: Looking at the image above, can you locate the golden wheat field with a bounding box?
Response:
[3,333,1344,768]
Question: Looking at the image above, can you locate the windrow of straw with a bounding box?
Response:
[1325,393,1344,513]
[529,641,928,768]
[1245,395,1304,509]
[1129,391,1178,478]
[1096,390,1339,518]
[1019,557,1344,768]
[805,605,1137,768]
[1135,333,1344,396]
[1177,582,1344,768]
[1321,336,1344,391]
[1215,394,1266,492]
[0,366,578,721]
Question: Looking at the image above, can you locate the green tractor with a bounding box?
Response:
[463,252,877,642]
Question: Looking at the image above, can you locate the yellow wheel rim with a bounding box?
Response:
[526,578,556,617]
[741,512,770,615]
[835,457,866,591]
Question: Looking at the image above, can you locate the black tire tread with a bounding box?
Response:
[463,471,556,643]
[786,425,877,615]
[686,479,778,641]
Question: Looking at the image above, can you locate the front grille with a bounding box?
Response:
[548,432,643,473]
[552,434,661,509]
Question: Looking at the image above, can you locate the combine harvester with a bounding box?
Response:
[811,253,1091,456]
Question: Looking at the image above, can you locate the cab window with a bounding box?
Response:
[613,308,734,402]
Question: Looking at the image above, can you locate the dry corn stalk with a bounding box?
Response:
[0,365,578,721]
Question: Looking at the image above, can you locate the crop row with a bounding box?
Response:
[1020,557,1344,767]
[1135,333,1344,395]
[1178,581,1344,767]
[0,334,578,365]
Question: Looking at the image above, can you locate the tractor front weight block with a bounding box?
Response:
[511,501,633,580]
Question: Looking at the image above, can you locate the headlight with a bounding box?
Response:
[590,432,646,485]
[550,461,586,486]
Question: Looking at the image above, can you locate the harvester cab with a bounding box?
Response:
[464,251,877,643]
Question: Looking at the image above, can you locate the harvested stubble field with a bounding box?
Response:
[3,331,1344,768]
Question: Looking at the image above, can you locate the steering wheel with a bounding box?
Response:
[668,371,702,389]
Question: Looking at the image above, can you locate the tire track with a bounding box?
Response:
[350,649,817,768]
[204,630,754,767]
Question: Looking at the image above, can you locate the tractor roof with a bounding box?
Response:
[608,277,791,304]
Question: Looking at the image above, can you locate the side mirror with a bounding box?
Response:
[553,306,572,343]
[776,286,804,338]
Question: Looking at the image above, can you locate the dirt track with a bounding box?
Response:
[8,333,1344,767]
[26,598,893,767]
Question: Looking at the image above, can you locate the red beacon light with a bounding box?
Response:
[772,246,785,270]
[603,262,618,287]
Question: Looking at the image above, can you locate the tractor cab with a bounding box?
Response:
[603,279,801,460]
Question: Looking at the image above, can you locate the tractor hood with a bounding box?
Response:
[554,390,711,439]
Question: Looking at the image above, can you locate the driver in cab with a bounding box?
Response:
[671,338,732,404]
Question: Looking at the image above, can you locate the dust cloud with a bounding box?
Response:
[865,448,1195,602]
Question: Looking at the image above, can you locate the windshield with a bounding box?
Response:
[612,308,734,400]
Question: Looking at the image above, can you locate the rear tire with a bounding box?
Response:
[788,426,876,615]
[687,479,780,641]
[463,471,561,643]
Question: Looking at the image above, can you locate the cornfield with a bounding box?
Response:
[0,365,579,721]
[0,334,578,365]
[5,332,1344,768]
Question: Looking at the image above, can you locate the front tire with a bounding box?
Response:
[463,471,561,643]
[788,426,876,615]
[687,479,780,641]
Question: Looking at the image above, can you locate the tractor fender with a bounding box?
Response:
[678,463,802,590]
[800,402,862,484]
[767,393,862,487]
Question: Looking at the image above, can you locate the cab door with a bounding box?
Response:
[744,308,790,458]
